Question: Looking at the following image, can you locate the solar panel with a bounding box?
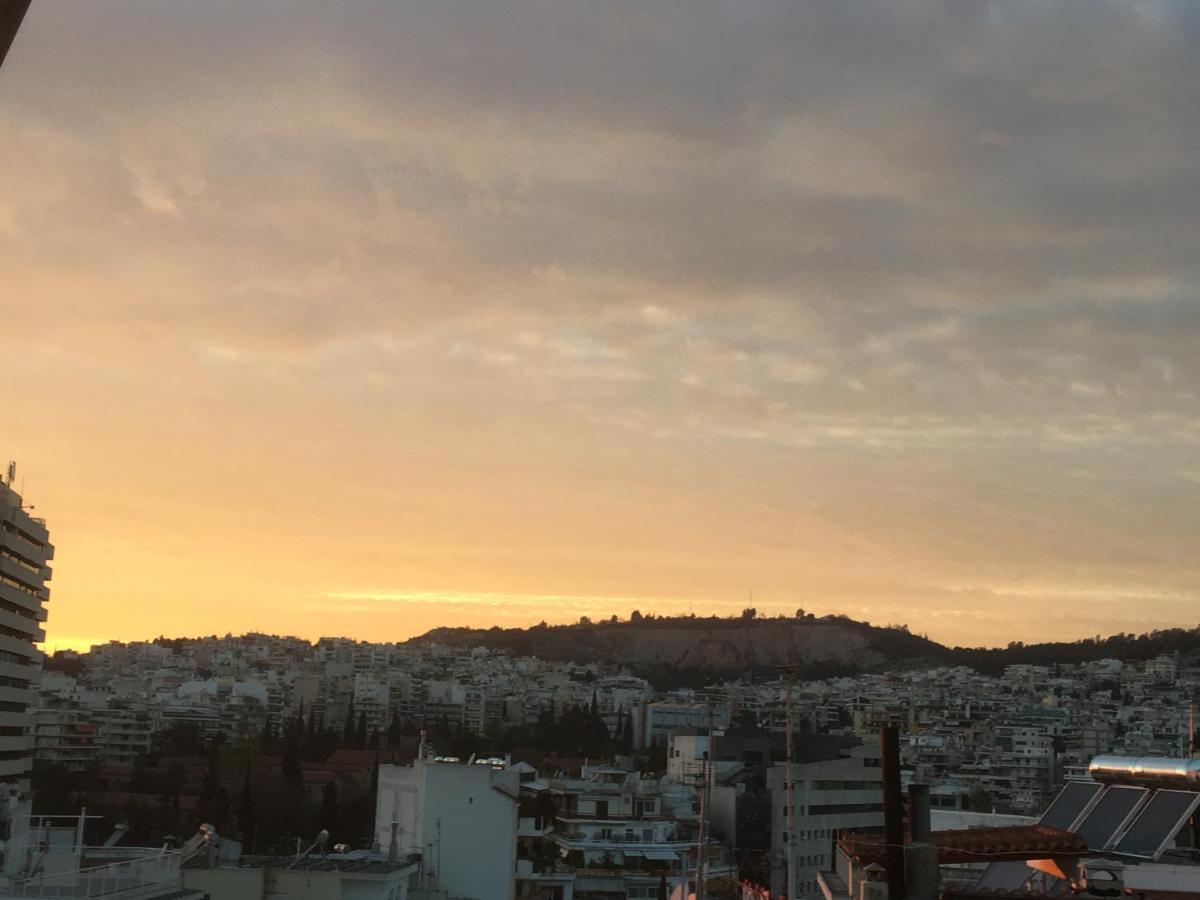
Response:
[1039,780,1104,830]
[975,860,1031,891]
[1074,786,1149,850]
[1113,790,1200,858]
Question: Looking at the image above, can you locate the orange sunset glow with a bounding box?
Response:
[3,2,1198,652]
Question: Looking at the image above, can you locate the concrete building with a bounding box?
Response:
[93,707,153,767]
[632,702,730,749]
[376,757,520,900]
[31,705,97,771]
[0,468,51,801]
[182,852,420,900]
[768,743,885,899]
[546,764,731,900]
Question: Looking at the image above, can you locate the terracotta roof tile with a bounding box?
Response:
[840,824,1089,866]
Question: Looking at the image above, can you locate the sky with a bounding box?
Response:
[2,0,1198,652]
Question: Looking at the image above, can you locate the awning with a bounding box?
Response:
[643,850,680,862]
[621,850,646,859]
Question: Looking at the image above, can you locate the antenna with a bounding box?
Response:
[4,461,13,487]
[1189,694,1195,758]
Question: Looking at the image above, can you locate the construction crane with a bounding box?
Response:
[0,0,33,70]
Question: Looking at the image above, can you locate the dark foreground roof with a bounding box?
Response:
[841,825,1089,866]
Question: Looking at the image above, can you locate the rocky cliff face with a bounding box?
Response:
[413,615,947,674]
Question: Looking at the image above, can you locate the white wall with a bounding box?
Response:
[378,760,519,900]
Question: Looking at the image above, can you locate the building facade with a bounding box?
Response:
[376,757,520,900]
[768,743,885,900]
[0,468,51,799]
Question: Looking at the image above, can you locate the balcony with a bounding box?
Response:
[519,817,554,837]
[553,831,699,851]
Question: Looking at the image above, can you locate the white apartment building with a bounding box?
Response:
[767,744,885,900]
[376,757,520,900]
[547,764,733,900]
[0,469,51,799]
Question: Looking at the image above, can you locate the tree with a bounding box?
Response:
[386,713,402,749]
[194,750,230,832]
[342,700,357,748]
[320,781,341,842]
[741,607,757,619]
[281,717,303,790]
[630,610,643,622]
[260,716,277,756]
[355,712,368,750]
[237,765,256,852]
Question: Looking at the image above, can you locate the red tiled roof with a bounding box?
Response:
[840,825,1089,866]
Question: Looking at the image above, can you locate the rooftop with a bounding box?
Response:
[840,825,1089,867]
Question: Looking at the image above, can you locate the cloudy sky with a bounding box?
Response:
[3,0,1198,651]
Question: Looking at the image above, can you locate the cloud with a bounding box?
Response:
[2,0,1198,647]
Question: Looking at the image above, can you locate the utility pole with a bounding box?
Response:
[881,724,907,900]
[1188,693,1195,757]
[784,663,795,900]
[0,0,34,70]
[696,752,708,900]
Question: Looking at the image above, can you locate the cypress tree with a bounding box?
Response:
[237,764,256,852]
[355,711,368,750]
[320,781,341,842]
[282,717,303,789]
[342,699,357,748]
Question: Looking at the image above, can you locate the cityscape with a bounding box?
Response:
[4,2,1200,900]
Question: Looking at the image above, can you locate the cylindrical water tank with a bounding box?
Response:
[1088,755,1200,788]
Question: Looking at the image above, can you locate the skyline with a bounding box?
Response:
[4,1,1199,652]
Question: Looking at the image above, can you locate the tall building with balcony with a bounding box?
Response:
[548,764,734,899]
[0,466,51,798]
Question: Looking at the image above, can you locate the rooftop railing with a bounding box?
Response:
[4,850,181,899]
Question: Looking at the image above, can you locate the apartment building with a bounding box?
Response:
[767,743,885,900]
[376,756,520,900]
[0,468,51,799]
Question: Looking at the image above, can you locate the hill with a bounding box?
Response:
[412,614,1200,686]
[412,613,950,687]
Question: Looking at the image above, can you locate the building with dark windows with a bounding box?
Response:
[0,463,52,799]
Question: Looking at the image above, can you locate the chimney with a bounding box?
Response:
[905,785,937,900]
[881,725,906,900]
